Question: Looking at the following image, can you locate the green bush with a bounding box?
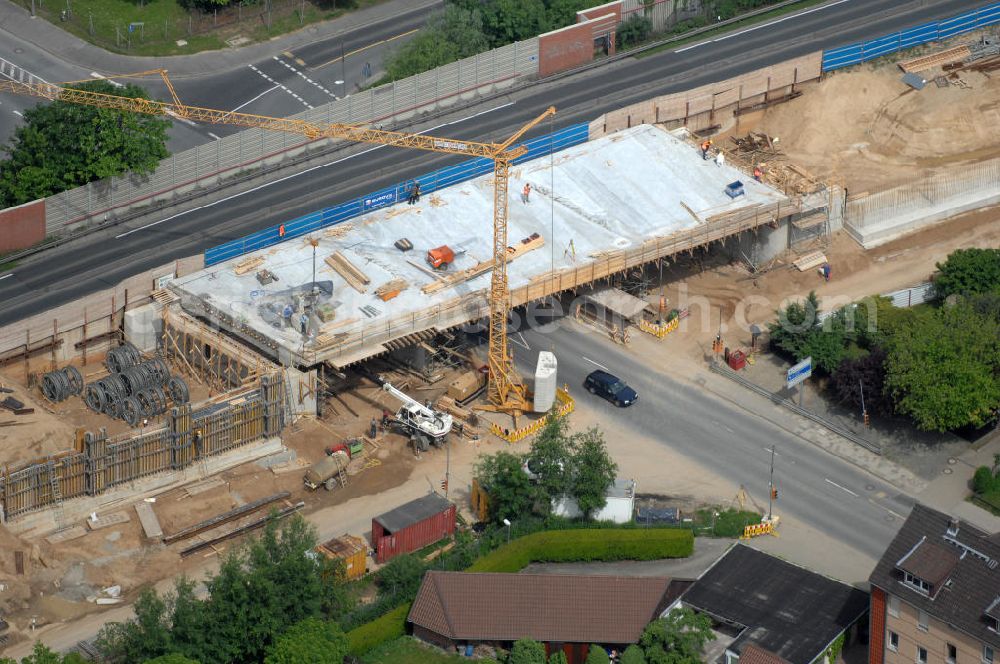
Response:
[346,603,410,656]
[617,14,653,49]
[468,528,693,573]
[974,466,998,495]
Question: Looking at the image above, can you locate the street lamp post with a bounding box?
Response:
[502,518,511,544]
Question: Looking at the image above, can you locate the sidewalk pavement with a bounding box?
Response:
[0,0,438,78]
[917,428,1000,533]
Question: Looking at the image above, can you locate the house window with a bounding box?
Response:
[888,595,900,618]
[947,644,957,664]
[984,646,994,664]
[904,572,931,594]
[918,609,929,631]
[887,631,899,653]
[918,646,928,664]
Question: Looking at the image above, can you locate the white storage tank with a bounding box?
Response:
[533,351,558,412]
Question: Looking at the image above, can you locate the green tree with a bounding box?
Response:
[511,638,548,664]
[474,449,542,523]
[640,608,714,664]
[13,643,86,664]
[831,348,892,416]
[95,587,171,663]
[384,6,490,80]
[568,428,618,519]
[143,655,201,664]
[528,413,574,504]
[263,618,348,664]
[374,553,426,599]
[0,80,170,208]
[585,645,609,664]
[884,303,1000,431]
[933,248,1000,299]
[621,644,647,664]
[768,291,821,360]
[545,0,603,28]
[549,650,570,664]
[617,14,653,49]
[164,578,205,661]
[482,0,550,46]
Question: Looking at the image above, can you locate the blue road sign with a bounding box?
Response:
[786,357,812,389]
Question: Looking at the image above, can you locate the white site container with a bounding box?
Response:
[533,351,558,413]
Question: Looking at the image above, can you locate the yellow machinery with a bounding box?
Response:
[0,70,553,415]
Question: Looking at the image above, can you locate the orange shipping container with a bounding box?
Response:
[316,534,368,580]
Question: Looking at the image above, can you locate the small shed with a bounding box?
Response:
[553,478,637,523]
[316,534,368,580]
[372,493,456,563]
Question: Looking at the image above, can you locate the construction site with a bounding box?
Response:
[1,23,1000,652]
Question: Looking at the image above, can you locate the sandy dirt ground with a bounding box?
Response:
[722,38,1000,192]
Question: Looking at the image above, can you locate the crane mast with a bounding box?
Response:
[0,71,555,417]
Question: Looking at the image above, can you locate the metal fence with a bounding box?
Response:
[42,37,539,233]
[0,374,283,520]
[845,157,1000,232]
[822,2,1000,71]
[204,122,588,265]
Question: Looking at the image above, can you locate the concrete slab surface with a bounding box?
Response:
[171,125,787,364]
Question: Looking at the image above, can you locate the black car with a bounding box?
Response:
[584,370,638,407]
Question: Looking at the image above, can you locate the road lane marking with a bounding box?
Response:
[712,0,852,43]
[509,334,529,351]
[825,478,859,497]
[867,498,904,520]
[208,132,221,140]
[113,103,514,238]
[674,43,703,53]
[165,109,198,127]
[582,357,609,371]
[275,56,338,101]
[517,332,530,350]
[0,56,49,85]
[313,28,419,70]
[0,273,14,281]
[89,72,125,88]
[248,64,314,109]
[12,110,22,117]
[229,84,281,113]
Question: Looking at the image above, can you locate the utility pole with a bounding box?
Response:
[767,445,776,521]
[445,435,450,499]
[859,379,869,427]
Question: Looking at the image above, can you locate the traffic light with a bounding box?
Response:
[863,411,871,427]
[712,334,723,354]
[770,486,778,500]
[441,479,448,492]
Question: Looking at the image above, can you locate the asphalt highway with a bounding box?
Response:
[0,0,989,326]
[511,320,914,560]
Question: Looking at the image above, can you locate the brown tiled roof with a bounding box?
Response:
[869,503,1000,648]
[740,644,792,664]
[408,572,672,644]
[897,540,960,591]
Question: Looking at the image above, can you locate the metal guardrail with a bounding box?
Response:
[822,2,1000,71]
[709,362,882,454]
[203,122,589,265]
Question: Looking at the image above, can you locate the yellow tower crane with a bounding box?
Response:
[0,70,555,415]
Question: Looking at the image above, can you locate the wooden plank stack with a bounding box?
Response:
[899,45,971,73]
[375,278,408,301]
[234,256,265,276]
[793,251,827,272]
[325,251,371,293]
[422,233,544,294]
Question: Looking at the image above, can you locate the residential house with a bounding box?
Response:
[408,571,690,664]
[679,543,869,664]
[868,504,1000,664]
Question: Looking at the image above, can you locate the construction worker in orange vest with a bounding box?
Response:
[753,165,763,182]
[279,223,286,237]
[521,182,531,203]
[701,138,713,160]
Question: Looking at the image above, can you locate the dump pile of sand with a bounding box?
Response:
[739,64,1000,191]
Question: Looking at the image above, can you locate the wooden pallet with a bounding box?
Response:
[234,256,265,276]
[375,278,408,301]
[325,251,370,293]
[793,251,827,272]
[150,289,179,306]
[86,511,131,531]
[899,46,971,73]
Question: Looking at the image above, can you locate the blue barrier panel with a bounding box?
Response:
[204,123,590,266]
[821,2,1000,72]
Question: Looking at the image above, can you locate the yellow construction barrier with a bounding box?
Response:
[740,521,775,539]
[638,317,680,339]
[489,387,575,443]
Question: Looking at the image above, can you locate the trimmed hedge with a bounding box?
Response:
[347,603,411,656]
[467,528,693,573]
